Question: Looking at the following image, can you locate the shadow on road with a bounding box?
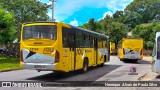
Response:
[26,64,121,82]
[122,59,150,64]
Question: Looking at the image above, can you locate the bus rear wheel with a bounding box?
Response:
[81,58,88,73]
[133,59,138,62]
[99,56,106,67]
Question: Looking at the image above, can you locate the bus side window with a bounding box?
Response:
[89,35,93,48]
[62,27,69,47]
[106,39,108,48]
[76,31,82,48]
[84,34,90,48]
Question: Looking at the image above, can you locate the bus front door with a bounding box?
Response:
[68,33,76,71]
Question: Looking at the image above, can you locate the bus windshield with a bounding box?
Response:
[157,36,160,59]
[22,25,57,40]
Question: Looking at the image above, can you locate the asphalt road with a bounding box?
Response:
[0,56,159,90]
[0,59,121,81]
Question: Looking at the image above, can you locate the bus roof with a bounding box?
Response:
[69,24,108,38]
[23,21,57,25]
[23,21,108,39]
[123,38,143,39]
[122,38,143,40]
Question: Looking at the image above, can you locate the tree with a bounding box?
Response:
[79,23,89,30]
[0,8,16,46]
[107,22,127,44]
[123,12,142,30]
[113,10,123,19]
[132,22,160,49]
[113,10,125,23]
[0,0,49,24]
[102,15,113,34]
[125,0,160,23]
[88,18,97,31]
[96,20,105,33]
[0,0,49,39]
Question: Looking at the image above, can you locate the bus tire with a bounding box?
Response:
[81,58,88,73]
[99,62,104,67]
[100,56,106,67]
[134,59,138,62]
[120,59,123,61]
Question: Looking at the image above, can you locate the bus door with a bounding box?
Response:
[152,35,160,73]
[68,33,76,70]
[94,38,98,65]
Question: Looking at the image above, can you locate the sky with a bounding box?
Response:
[40,0,133,26]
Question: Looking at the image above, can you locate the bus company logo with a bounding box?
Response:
[2,82,12,87]
[128,66,138,75]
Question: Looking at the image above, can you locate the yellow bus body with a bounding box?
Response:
[110,42,116,55]
[20,22,110,72]
[117,38,143,60]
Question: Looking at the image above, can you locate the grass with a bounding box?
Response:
[0,55,19,72]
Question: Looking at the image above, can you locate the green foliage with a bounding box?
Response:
[0,57,19,71]
[113,10,125,23]
[0,8,16,45]
[0,0,49,40]
[99,15,113,34]
[108,22,127,44]
[0,0,49,24]
[80,14,127,44]
[79,23,89,30]
[132,22,160,49]
[88,18,97,31]
[125,0,160,23]
[123,12,142,30]
[80,0,160,50]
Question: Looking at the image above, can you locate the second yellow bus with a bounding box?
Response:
[117,38,143,61]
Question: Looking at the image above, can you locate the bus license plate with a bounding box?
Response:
[130,56,135,59]
[34,65,45,69]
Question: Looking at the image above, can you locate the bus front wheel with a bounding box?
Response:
[99,56,106,67]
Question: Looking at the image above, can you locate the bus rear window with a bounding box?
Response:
[22,25,57,40]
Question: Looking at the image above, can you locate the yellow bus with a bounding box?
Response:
[117,38,143,62]
[110,42,116,55]
[20,21,110,73]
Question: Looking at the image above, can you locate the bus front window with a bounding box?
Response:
[23,25,57,40]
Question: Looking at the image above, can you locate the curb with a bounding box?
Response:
[0,69,20,72]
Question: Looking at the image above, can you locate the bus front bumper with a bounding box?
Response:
[22,62,56,71]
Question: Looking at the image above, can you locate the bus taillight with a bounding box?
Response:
[140,49,143,55]
[55,51,59,63]
[20,51,23,62]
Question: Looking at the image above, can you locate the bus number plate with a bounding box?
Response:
[130,56,135,59]
[34,65,45,69]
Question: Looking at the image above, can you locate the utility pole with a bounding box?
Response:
[50,0,56,21]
